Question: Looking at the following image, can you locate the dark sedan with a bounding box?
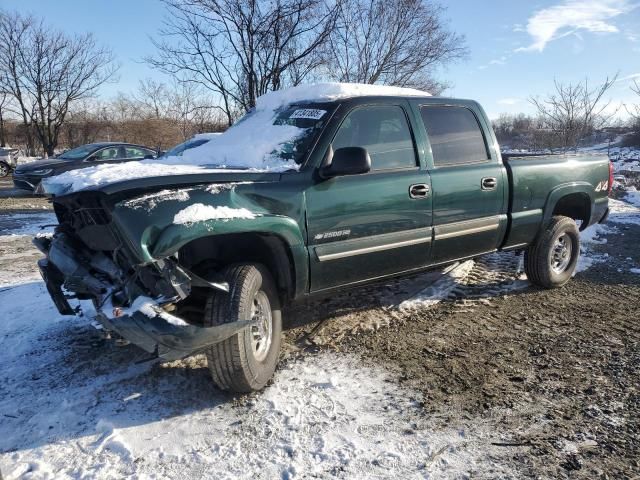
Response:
[13,142,158,192]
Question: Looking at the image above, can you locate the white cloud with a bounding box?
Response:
[497,98,521,106]
[517,0,637,52]
[616,72,640,82]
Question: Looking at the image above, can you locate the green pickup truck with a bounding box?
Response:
[35,85,612,392]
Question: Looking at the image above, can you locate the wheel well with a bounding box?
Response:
[552,193,591,230]
[177,232,295,303]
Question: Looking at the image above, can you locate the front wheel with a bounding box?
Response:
[204,263,282,393]
[524,215,580,289]
[0,162,10,177]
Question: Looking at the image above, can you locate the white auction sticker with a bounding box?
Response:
[289,109,327,120]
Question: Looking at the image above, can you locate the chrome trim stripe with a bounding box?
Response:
[436,223,498,239]
[314,227,433,262]
[317,236,431,262]
[434,215,503,240]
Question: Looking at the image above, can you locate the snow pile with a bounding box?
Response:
[577,224,611,273]
[624,187,640,208]
[173,204,256,225]
[43,83,431,196]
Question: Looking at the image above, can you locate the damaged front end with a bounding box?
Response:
[35,198,252,361]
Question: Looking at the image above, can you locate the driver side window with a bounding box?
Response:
[332,105,417,170]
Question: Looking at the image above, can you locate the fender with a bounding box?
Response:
[148,214,309,296]
[542,181,594,225]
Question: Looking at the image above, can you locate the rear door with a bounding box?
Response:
[305,101,432,292]
[419,104,507,264]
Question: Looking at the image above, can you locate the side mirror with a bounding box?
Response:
[320,146,371,179]
[86,155,97,162]
[143,154,154,160]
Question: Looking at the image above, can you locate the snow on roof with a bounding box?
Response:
[43,83,431,195]
[256,82,431,110]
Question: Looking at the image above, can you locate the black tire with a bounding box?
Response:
[524,215,580,289]
[0,162,9,177]
[204,263,282,392]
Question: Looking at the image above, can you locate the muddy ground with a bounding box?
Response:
[283,194,640,478]
[1,173,638,478]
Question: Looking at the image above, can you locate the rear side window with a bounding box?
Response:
[332,105,417,170]
[420,106,489,166]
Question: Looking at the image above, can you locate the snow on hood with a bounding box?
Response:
[173,204,256,225]
[43,82,431,195]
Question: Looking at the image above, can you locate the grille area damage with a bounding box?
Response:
[36,197,253,361]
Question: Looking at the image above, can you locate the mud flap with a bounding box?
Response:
[97,311,255,361]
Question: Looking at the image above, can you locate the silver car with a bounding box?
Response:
[0,148,19,177]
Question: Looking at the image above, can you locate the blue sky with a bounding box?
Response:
[3,0,640,119]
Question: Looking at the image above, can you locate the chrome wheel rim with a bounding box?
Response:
[250,290,272,362]
[550,233,572,274]
[0,164,7,176]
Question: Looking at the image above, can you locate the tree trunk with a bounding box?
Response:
[0,109,5,147]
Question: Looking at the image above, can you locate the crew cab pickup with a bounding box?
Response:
[35,85,612,392]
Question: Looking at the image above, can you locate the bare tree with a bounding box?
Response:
[0,12,36,154]
[135,78,171,119]
[529,75,619,152]
[626,79,640,123]
[147,0,339,125]
[0,88,9,147]
[325,0,466,93]
[0,10,118,156]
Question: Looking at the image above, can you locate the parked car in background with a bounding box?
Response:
[12,142,158,192]
[159,133,222,158]
[0,147,20,177]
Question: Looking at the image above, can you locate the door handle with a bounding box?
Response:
[409,183,430,199]
[481,177,497,190]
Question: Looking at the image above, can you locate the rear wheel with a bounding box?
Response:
[204,263,282,392]
[524,215,580,289]
[0,162,9,177]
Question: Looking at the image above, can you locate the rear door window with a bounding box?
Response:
[420,106,489,166]
[332,105,417,170]
[94,147,123,161]
[125,147,154,159]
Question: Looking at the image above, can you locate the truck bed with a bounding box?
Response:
[502,153,610,249]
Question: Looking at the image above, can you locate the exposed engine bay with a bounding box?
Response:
[35,194,253,360]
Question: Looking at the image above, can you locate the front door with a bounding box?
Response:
[306,102,432,292]
[419,105,507,264]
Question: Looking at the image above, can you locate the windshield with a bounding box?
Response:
[269,104,332,165]
[162,138,210,158]
[57,144,100,160]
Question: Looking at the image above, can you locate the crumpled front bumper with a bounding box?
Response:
[36,236,252,361]
[95,309,253,361]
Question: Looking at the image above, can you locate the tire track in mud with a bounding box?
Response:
[287,251,528,349]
